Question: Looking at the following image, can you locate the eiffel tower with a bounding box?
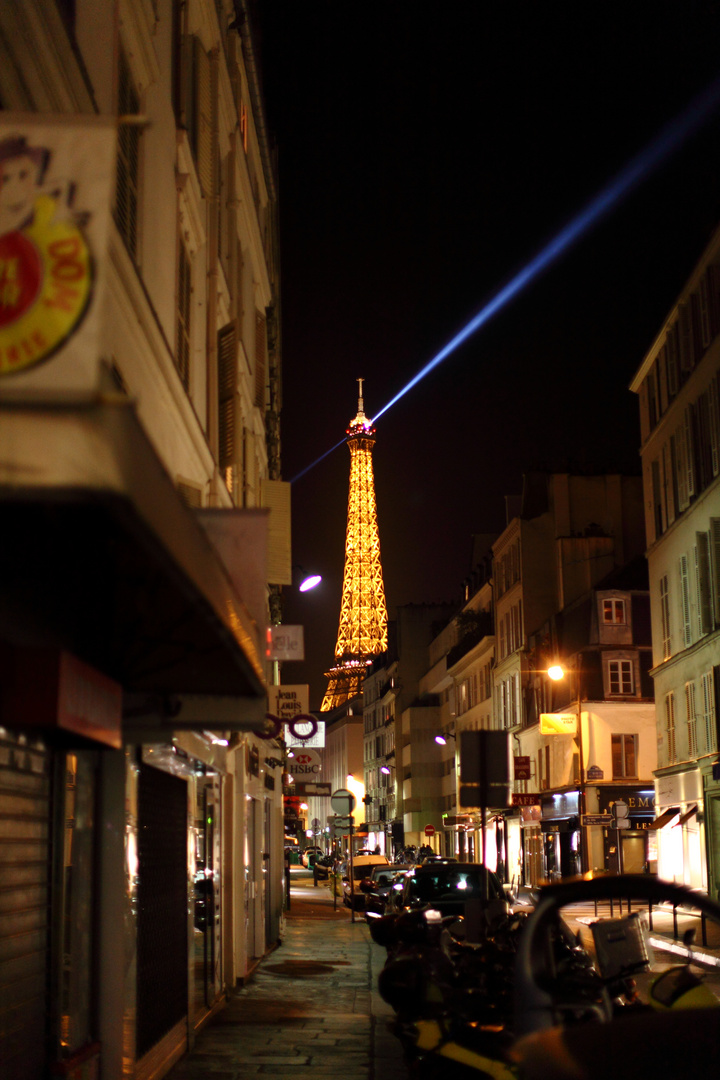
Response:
[320,380,388,711]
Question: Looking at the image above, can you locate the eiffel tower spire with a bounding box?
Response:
[320,380,388,711]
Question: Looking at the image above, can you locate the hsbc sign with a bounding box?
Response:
[290,748,322,779]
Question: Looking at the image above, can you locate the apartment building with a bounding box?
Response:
[362,603,455,855]
[0,3,286,1078]
[492,473,649,885]
[631,223,720,896]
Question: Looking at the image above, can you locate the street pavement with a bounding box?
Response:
[166,869,720,1080]
[166,866,405,1080]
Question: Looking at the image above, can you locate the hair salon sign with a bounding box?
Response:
[0,115,115,388]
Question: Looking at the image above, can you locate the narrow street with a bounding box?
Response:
[168,869,720,1079]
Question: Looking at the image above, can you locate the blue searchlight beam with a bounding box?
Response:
[292,74,720,484]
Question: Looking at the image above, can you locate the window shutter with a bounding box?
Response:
[665,692,676,765]
[684,406,696,500]
[674,427,688,511]
[678,301,696,372]
[255,312,266,408]
[115,47,140,258]
[679,553,692,647]
[695,532,712,636]
[662,441,675,525]
[217,322,236,471]
[176,240,191,390]
[659,574,671,659]
[710,518,720,626]
[193,38,215,198]
[709,376,719,478]
[666,323,679,397]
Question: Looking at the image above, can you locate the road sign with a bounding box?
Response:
[292,782,331,796]
[330,815,353,828]
[424,824,436,836]
[583,814,613,826]
[616,819,632,829]
[331,787,356,814]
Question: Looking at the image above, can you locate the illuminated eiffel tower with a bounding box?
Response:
[320,380,388,711]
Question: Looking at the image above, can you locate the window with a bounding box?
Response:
[611,734,637,779]
[686,681,698,758]
[665,692,676,765]
[603,599,626,624]
[608,659,634,696]
[659,575,671,659]
[115,46,141,258]
[218,323,236,493]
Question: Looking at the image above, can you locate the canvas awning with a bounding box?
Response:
[0,395,270,731]
[674,804,698,827]
[647,807,681,830]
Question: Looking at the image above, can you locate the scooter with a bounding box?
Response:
[376,875,720,1079]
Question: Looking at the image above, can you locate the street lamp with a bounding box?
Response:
[435,732,457,746]
[294,564,322,593]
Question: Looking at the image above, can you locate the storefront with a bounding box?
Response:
[0,399,273,1080]
[540,793,582,880]
[597,786,655,874]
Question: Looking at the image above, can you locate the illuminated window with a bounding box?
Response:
[603,599,626,624]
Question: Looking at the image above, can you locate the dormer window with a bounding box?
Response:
[603,598,626,625]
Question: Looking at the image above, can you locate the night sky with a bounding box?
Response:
[256,1,720,709]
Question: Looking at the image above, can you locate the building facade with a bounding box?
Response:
[631,224,720,897]
[0,2,287,1078]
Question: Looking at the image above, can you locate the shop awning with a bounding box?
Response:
[647,807,681,830]
[675,804,698,826]
[0,395,269,730]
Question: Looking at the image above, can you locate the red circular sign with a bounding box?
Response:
[424,824,436,836]
[0,231,43,327]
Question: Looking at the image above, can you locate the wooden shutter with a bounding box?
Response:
[115,47,140,258]
[176,240,191,390]
[192,37,215,198]
[217,323,236,470]
[679,553,692,647]
[254,312,266,408]
[710,518,720,626]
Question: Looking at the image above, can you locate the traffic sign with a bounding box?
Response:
[583,814,613,826]
[331,787,356,814]
[292,782,331,796]
[424,824,436,837]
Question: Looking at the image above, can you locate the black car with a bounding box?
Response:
[397,862,503,919]
[361,864,411,920]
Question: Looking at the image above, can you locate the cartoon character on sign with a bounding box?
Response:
[0,134,93,376]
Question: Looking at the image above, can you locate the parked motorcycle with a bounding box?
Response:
[373,874,720,1079]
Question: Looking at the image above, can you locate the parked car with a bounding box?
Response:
[361,864,411,920]
[396,862,504,919]
[340,854,390,909]
[301,846,323,868]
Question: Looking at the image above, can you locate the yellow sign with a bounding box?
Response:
[0,135,93,375]
[540,712,577,735]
